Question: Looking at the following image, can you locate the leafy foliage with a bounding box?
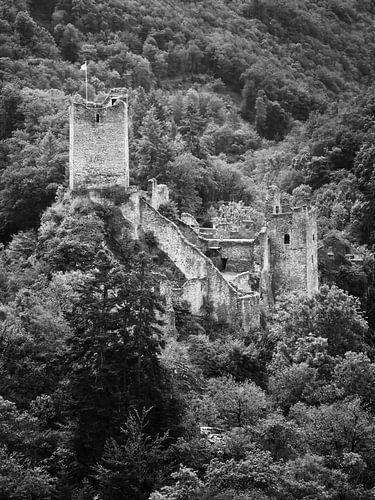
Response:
[3,0,375,498]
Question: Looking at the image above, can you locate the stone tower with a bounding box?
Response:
[69,88,129,191]
[266,186,318,297]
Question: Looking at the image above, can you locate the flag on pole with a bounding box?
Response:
[80,62,88,103]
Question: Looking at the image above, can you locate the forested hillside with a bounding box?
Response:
[2,0,375,498]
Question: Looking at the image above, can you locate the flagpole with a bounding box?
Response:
[85,61,88,104]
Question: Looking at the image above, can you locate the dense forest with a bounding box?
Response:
[2,0,375,498]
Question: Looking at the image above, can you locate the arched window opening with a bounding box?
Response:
[284,234,290,244]
[96,113,100,123]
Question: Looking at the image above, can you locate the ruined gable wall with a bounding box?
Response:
[70,100,128,190]
[218,239,256,273]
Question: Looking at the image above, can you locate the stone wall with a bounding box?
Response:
[181,278,206,315]
[305,208,319,296]
[122,197,260,329]
[258,227,274,307]
[229,272,253,293]
[180,213,199,231]
[177,226,256,274]
[238,294,260,331]
[176,220,205,250]
[69,97,129,190]
[138,199,208,280]
[216,239,256,273]
[118,188,142,237]
[148,179,170,210]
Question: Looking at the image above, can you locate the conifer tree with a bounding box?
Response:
[64,249,176,481]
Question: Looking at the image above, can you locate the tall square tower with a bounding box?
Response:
[69,88,129,191]
[265,186,319,297]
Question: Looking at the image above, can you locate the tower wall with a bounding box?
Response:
[305,207,319,295]
[267,206,318,297]
[69,91,129,190]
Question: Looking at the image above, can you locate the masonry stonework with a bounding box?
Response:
[70,89,318,332]
[148,179,170,210]
[69,89,129,190]
[266,187,318,297]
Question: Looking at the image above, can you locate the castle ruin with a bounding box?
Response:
[69,88,318,331]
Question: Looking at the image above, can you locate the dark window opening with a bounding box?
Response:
[96,113,100,123]
[275,206,280,214]
[284,234,290,244]
[220,258,228,272]
[313,234,315,240]
[112,98,117,105]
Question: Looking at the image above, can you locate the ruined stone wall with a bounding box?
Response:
[181,278,206,315]
[229,272,253,294]
[117,189,142,237]
[138,199,208,280]
[238,294,260,331]
[205,264,243,325]
[180,213,199,230]
[176,221,207,251]
[133,198,259,328]
[177,229,256,274]
[217,239,255,273]
[148,179,169,210]
[258,227,274,307]
[70,99,129,190]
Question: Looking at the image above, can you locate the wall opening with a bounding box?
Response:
[275,206,280,214]
[284,234,290,244]
[313,234,315,240]
[220,258,228,272]
[111,98,117,105]
[96,113,100,123]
